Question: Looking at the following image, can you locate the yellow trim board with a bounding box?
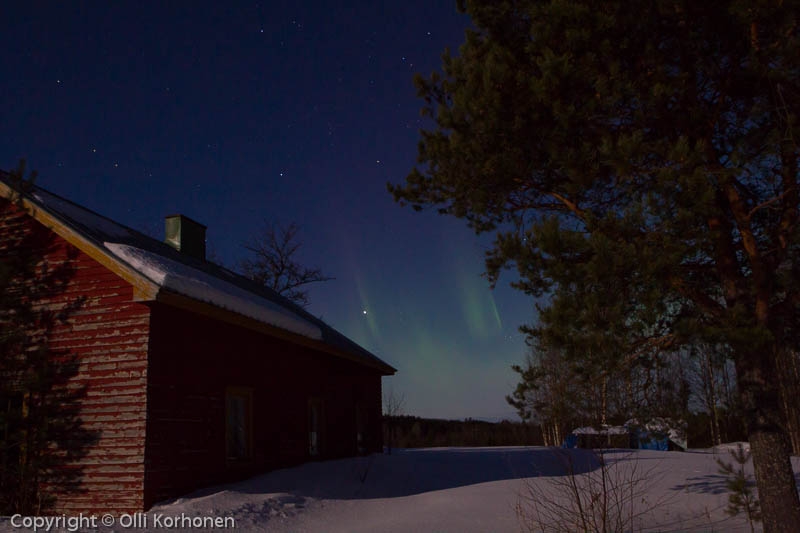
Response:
[0,181,160,301]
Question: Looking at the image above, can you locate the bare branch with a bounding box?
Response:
[548,191,588,221]
[745,188,794,221]
[239,221,333,307]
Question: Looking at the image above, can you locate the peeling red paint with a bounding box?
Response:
[1,200,150,514]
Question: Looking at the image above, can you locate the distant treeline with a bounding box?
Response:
[382,416,543,449]
[382,412,746,450]
[685,410,747,448]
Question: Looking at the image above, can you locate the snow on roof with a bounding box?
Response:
[712,442,750,454]
[105,242,323,340]
[572,426,628,435]
[32,190,132,239]
[0,174,393,371]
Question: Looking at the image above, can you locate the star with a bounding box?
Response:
[362,310,368,315]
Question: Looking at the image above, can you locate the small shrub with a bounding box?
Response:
[516,449,664,533]
[715,443,760,532]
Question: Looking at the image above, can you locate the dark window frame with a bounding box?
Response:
[225,386,253,464]
[308,397,325,458]
[356,403,367,455]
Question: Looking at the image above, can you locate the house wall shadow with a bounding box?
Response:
[165,446,603,504]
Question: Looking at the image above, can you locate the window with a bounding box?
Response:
[225,387,252,462]
[308,398,324,457]
[356,404,367,455]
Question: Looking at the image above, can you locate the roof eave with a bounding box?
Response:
[0,180,160,301]
[1,179,397,375]
[156,290,396,374]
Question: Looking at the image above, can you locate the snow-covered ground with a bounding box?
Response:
[3,445,798,532]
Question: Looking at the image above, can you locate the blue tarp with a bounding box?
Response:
[562,422,683,451]
[634,427,671,450]
[563,430,669,450]
[637,435,668,451]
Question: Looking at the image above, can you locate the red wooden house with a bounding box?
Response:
[0,173,395,513]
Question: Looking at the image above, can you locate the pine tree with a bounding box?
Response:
[390,1,800,529]
[0,161,95,513]
[717,443,761,532]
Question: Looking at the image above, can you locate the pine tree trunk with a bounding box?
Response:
[776,349,800,456]
[735,349,800,532]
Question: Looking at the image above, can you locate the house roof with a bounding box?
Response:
[0,172,395,375]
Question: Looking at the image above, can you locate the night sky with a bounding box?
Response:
[1,2,533,420]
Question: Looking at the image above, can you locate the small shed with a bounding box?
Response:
[562,419,688,451]
[628,418,687,451]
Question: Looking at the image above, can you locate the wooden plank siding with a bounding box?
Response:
[143,303,384,508]
[0,199,150,514]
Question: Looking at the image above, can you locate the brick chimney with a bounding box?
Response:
[164,214,206,260]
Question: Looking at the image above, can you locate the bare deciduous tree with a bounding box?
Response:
[240,222,332,307]
[383,387,405,455]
